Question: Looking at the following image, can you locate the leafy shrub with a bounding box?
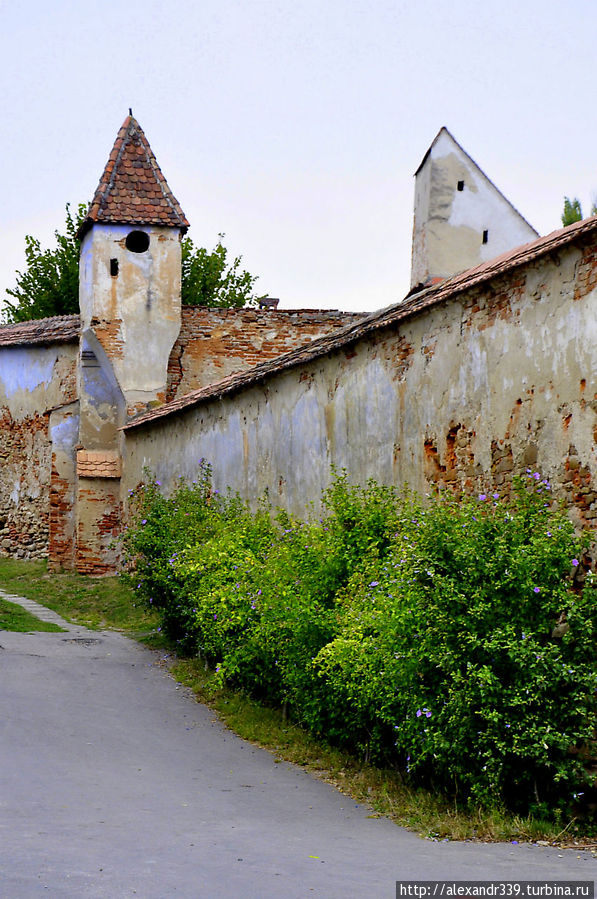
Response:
[121,462,222,650]
[122,467,597,816]
[314,477,597,812]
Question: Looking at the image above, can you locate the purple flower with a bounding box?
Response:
[141,519,147,525]
[533,586,540,593]
[492,492,499,500]
[213,613,217,620]
[572,559,579,567]
[478,494,487,501]
[156,480,161,486]
[369,581,379,587]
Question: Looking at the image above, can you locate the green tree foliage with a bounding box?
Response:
[561,196,597,228]
[181,233,265,308]
[3,209,265,322]
[561,197,583,227]
[4,203,86,323]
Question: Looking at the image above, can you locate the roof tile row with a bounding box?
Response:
[0,315,81,347]
[80,115,189,235]
[77,450,121,478]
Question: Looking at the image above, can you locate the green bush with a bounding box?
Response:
[122,467,597,816]
[315,477,597,813]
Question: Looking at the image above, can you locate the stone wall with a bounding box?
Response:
[167,307,364,398]
[0,341,78,560]
[123,227,597,530]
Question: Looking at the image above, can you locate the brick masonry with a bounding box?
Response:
[167,307,365,399]
[0,410,50,560]
[0,343,78,564]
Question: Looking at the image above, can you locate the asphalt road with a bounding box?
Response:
[0,591,595,899]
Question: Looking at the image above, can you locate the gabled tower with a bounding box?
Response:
[410,127,538,289]
[78,112,189,414]
[74,113,189,573]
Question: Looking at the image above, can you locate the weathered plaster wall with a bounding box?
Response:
[49,403,79,569]
[79,223,181,414]
[411,129,537,286]
[74,329,126,574]
[124,236,597,528]
[0,343,78,559]
[167,307,364,398]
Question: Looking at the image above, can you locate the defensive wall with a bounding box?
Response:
[0,308,360,567]
[123,218,597,528]
[167,306,362,398]
[0,317,79,561]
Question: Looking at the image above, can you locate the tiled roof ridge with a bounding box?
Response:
[180,306,365,316]
[124,216,597,431]
[80,114,189,235]
[0,314,81,347]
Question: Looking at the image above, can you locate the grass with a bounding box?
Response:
[0,557,594,848]
[0,595,64,632]
[0,558,160,636]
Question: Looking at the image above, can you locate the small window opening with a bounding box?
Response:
[110,258,119,277]
[482,229,489,244]
[457,180,464,191]
[125,230,150,253]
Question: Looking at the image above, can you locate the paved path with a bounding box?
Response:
[0,591,595,898]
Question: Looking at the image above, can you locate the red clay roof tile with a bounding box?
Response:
[0,315,80,347]
[80,114,189,236]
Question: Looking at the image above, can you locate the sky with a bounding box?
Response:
[1,0,596,313]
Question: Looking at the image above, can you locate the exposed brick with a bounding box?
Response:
[0,409,50,560]
[166,307,364,400]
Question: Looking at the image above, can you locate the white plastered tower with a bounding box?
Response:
[411,127,538,289]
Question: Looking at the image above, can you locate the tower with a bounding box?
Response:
[74,113,189,572]
[410,127,538,289]
[78,112,189,415]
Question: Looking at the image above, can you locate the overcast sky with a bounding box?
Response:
[1,0,595,313]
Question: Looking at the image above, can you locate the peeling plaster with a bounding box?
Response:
[123,242,597,529]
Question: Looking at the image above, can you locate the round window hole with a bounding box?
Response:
[125,230,150,253]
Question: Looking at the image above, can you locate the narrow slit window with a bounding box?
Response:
[110,258,119,276]
[482,230,489,244]
[457,180,464,191]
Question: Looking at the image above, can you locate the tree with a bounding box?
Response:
[181,233,265,308]
[3,210,265,323]
[4,203,86,323]
[561,196,597,228]
[561,197,583,227]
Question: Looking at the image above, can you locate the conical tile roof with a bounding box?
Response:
[80,114,189,236]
